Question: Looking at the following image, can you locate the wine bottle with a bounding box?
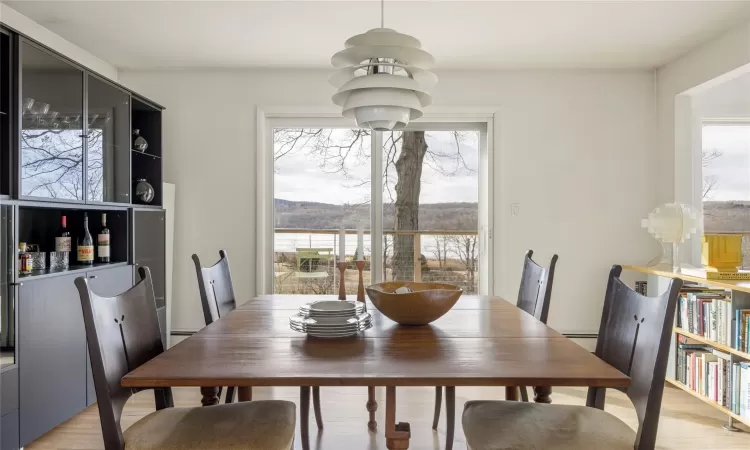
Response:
[77,213,94,265]
[98,213,110,263]
[55,215,71,252]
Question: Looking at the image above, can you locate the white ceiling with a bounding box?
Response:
[4,0,750,70]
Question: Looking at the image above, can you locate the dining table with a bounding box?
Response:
[122,294,630,449]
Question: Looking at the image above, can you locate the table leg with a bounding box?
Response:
[367,386,378,432]
[445,386,455,450]
[504,386,519,401]
[237,387,253,402]
[533,386,552,404]
[313,386,324,430]
[300,386,311,450]
[385,387,410,450]
[200,387,219,406]
[432,386,442,430]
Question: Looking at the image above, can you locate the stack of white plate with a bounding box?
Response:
[290,300,372,338]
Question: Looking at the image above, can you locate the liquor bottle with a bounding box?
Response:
[98,213,110,263]
[55,215,71,252]
[77,213,94,265]
[18,242,31,274]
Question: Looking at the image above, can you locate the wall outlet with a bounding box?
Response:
[510,203,520,216]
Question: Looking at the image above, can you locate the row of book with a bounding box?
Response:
[675,342,750,418]
[676,289,750,353]
[676,290,732,345]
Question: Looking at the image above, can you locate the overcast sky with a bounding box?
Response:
[274,130,479,205]
[703,124,750,201]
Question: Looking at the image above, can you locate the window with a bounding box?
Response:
[269,121,488,296]
[701,123,750,266]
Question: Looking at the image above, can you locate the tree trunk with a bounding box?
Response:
[392,132,428,281]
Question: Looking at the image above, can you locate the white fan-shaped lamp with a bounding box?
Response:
[641,203,699,272]
[330,2,437,131]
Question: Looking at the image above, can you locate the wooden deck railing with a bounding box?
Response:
[274,228,479,285]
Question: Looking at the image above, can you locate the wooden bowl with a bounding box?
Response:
[365,281,463,325]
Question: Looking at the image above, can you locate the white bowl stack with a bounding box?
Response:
[290,300,372,338]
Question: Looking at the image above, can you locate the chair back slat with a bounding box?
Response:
[586,265,682,450]
[193,250,237,325]
[75,267,171,450]
[516,250,558,323]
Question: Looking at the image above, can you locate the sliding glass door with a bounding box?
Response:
[380,128,481,293]
[273,128,372,295]
[270,120,490,296]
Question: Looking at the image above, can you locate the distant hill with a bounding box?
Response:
[275,199,478,230]
[704,201,750,232]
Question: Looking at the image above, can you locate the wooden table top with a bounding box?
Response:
[122,295,629,389]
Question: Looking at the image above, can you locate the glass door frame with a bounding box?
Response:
[257,107,496,296]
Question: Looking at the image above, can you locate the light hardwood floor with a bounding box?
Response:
[26,384,749,450]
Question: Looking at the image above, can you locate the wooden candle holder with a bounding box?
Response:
[337,261,347,300]
[356,260,366,303]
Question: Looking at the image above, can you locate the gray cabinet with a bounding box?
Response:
[0,368,19,450]
[18,265,134,445]
[18,273,86,446]
[0,368,18,415]
[1,410,19,450]
[133,210,166,309]
[86,75,131,204]
[19,41,85,201]
[84,265,133,406]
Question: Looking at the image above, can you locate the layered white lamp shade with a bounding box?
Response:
[330,28,437,131]
[641,203,699,272]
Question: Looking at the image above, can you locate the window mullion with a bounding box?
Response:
[371,131,384,283]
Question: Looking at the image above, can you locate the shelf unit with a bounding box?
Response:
[17,261,129,281]
[0,23,169,449]
[131,97,162,207]
[674,327,750,361]
[665,377,749,426]
[624,265,750,430]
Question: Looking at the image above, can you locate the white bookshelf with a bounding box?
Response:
[624,265,750,431]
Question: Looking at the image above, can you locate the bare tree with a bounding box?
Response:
[702,148,723,200]
[429,235,449,269]
[383,233,392,278]
[20,123,107,201]
[448,235,478,292]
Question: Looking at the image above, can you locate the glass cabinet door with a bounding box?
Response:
[1,205,15,368]
[20,41,84,200]
[86,76,130,203]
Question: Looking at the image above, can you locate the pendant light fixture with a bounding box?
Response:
[329,0,437,131]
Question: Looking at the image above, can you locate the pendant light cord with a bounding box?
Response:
[381,0,385,28]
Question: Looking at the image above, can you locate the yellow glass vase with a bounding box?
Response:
[701,234,742,272]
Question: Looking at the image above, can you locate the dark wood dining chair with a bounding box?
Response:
[76,266,296,450]
[514,249,558,402]
[461,265,682,450]
[192,250,238,404]
[433,250,558,450]
[193,250,324,438]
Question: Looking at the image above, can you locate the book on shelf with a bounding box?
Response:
[736,309,750,353]
[738,363,750,419]
[675,350,750,416]
[676,290,731,346]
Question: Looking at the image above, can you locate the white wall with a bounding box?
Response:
[656,20,750,264]
[693,73,750,119]
[657,20,750,206]
[118,68,656,334]
[0,4,118,81]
